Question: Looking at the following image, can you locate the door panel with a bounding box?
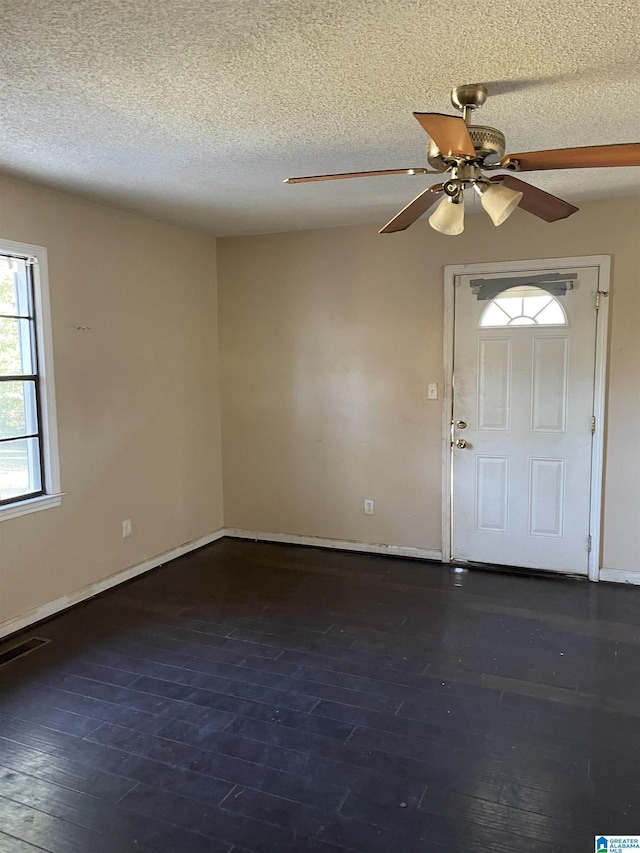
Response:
[451,266,599,574]
[475,455,509,532]
[529,458,565,536]
[531,337,568,431]
[477,339,511,430]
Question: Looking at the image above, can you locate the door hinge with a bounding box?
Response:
[595,292,601,310]
[587,535,592,552]
[591,416,596,433]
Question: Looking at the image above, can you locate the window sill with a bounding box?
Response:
[0,493,63,521]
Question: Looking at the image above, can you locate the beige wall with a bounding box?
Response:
[218,196,640,573]
[1,183,638,630]
[0,175,223,627]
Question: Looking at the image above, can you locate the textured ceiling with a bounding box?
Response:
[0,0,639,236]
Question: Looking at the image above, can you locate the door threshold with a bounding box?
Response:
[451,560,587,582]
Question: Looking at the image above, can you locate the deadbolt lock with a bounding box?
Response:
[455,419,468,429]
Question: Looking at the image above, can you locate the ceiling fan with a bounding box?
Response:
[284,83,640,236]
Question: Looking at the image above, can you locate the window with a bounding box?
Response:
[479,285,567,328]
[0,240,60,519]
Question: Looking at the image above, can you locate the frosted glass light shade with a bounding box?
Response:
[428,197,465,235]
[478,182,523,226]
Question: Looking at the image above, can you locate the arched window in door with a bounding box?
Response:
[479,285,568,328]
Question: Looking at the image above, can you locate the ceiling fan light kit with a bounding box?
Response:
[429,194,465,235]
[475,181,524,227]
[285,82,640,237]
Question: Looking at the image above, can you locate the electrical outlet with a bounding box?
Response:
[122,519,132,538]
[363,499,375,516]
[427,382,438,400]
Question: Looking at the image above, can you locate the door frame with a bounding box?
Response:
[441,255,611,582]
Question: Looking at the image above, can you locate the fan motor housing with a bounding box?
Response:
[427,124,506,170]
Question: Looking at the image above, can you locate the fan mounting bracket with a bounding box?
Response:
[451,84,488,120]
[500,157,521,172]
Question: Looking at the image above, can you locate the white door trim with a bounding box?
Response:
[442,255,611,581]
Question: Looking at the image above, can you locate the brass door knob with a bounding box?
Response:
[456,438,468,448]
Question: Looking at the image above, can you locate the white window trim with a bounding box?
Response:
[479,288,568,328]
[0,238,62,521]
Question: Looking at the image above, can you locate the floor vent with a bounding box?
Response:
[0,637,50,668]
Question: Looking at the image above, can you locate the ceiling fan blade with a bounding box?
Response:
[284,168,431,184]
[482,73,580,96]
[379,184,444,233]
[502,142,640,172]
[413,113,475,158]
[491,175,578,222]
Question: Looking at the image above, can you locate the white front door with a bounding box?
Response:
[451,263,602,574]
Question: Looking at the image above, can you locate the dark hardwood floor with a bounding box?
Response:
[1,538,639,852]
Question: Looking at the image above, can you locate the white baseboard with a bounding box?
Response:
[599,567,640,585]
[224,528,443,562]
[0,528,226,641]
[11,527,629,641]
[1,527,442,641]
